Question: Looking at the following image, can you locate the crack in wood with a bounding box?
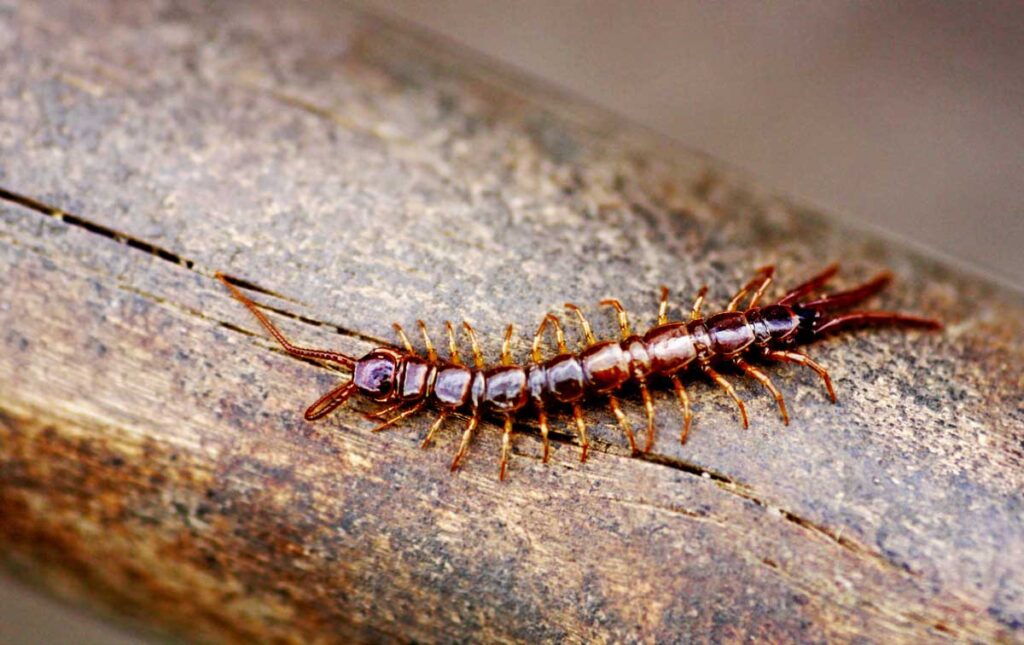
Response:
[0,183,917,585]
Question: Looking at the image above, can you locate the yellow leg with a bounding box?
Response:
[600,299,632,339]
[538,408,551,462]
[657,286,670,325]
[691,285,709,320]
[499,416,514,480]
[765,350,837,402]
[531,316,550,362]
[372,402,426,432]
[671,375,693,444]
[565,303,598,344]
[445,321,463,366]
[727,266,774,312]
[417,320,437,362]
[367,401,404,420]
[702,363,749,428]
[393,322,416,353]
[735,358,789,424]
[501,324,515,365]
[572,404,589,462]
[462,321,485,368]
[608,395,638,453]
[545,314,570,352]
[450,412,480,471]
[421,411,449,448]
[640,381,656,452]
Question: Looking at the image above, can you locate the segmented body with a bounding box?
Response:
[218,264,940,480]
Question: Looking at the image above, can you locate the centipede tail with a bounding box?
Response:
[220,263,940,480]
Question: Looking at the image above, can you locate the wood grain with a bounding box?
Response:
[1,1,1022,642]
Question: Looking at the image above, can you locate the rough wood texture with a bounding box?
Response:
[1,1,1022,642]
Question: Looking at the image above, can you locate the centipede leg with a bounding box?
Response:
[765,350,837,402]
[417,320,437,362]
[639,381,657,452]
[572,404,589,462]
[537,407,551,462]
[392,323,416,354]
[671,375,694,444]
[727,266,774,312]
[608,395,638,453]
[445,321,463,365]
[372,401,426,432]
[450,412,480,472]
[691,286,709,320]
[499,416,514,480]
[734,357,789,425]
[701,364,749,428]
[366,401,404,420]
[657,286,671,325]
[565,303,598,344]
[777,263,839,305]
[421,411,450,448]
[304,382,356,421]
[501,324,515,365]
[462,321,486,368]
[812,310,942,336]
[600,299,632,339]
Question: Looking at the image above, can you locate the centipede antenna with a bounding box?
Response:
[217,272,354,369]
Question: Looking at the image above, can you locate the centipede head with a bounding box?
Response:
[352,347,404,402]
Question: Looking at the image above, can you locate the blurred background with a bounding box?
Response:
[369,0,1023,284]
[3,1,1021,643]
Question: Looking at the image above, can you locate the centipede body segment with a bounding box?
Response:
[217,264,941,480]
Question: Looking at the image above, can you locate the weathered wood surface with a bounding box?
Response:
[1,1,1022,642]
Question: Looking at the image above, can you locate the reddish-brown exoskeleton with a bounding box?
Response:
[218,264,940,480]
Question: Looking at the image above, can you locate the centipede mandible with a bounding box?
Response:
[217,264,940,480]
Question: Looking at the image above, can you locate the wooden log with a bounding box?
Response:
[1,1,1022,642]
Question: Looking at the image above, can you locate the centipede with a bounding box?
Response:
[217,264,940,480]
